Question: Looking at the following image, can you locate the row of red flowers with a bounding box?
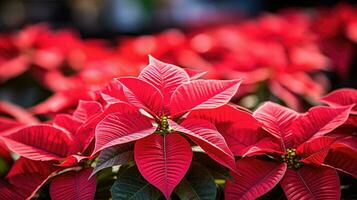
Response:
[0,3,356,115]
[0,56,356,199]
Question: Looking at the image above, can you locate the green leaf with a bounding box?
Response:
[111,166,162,200]
[193,152,231,180]
[92,143,134,177]
[95,175,116,200]
[0,158,9,176]
[174,162,217,200]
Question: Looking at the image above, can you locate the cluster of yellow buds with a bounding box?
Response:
[156,116,170,135]
[281,148,303,169]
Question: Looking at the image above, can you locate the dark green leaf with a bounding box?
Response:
[111,166,162,200]
[0,158,10,176]
[175,162,217,200]
[92,143,134,177]
[95,176,116,200]
[193,152,231,180]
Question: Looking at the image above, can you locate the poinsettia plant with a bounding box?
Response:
[0,4,357,198]
[92,56,244,199]
[1,56,355,200]
[1,100,103,199]
[224,102,353,200]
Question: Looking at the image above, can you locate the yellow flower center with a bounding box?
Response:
[156,116,170,134]
[281,148,303,169]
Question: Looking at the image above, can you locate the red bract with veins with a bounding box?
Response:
[319,88,357,178]
[224,102,352,200]
[185,103,281,158]
[321,88,357,115]
[0,101,38,161]
[0,102,53,200]
[1,100,103,200]
[0,158,58,200]
[93,56,242,199]
[320,89,357,139]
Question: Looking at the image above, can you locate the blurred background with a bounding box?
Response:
[0,0,356,111]
[0,0,356,36]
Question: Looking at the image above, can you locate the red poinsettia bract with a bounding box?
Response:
[321,88,357,115]
[0,101,39,161]
[224,102,352,200]
[93,56,242,199]
[1,100,103,200]
[320,88,357,178]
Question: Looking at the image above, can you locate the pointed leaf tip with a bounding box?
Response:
[281,166,340,200]
[320,88,357,114]
[50,168,96,200]
[292,105,352,144]
[170,79,242,116]
[225,158,286,200]
[3,125,75,161]
[93,112,155,155]
[139,56,189,107]
[134,133,193,199]
[169,119,236,173]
